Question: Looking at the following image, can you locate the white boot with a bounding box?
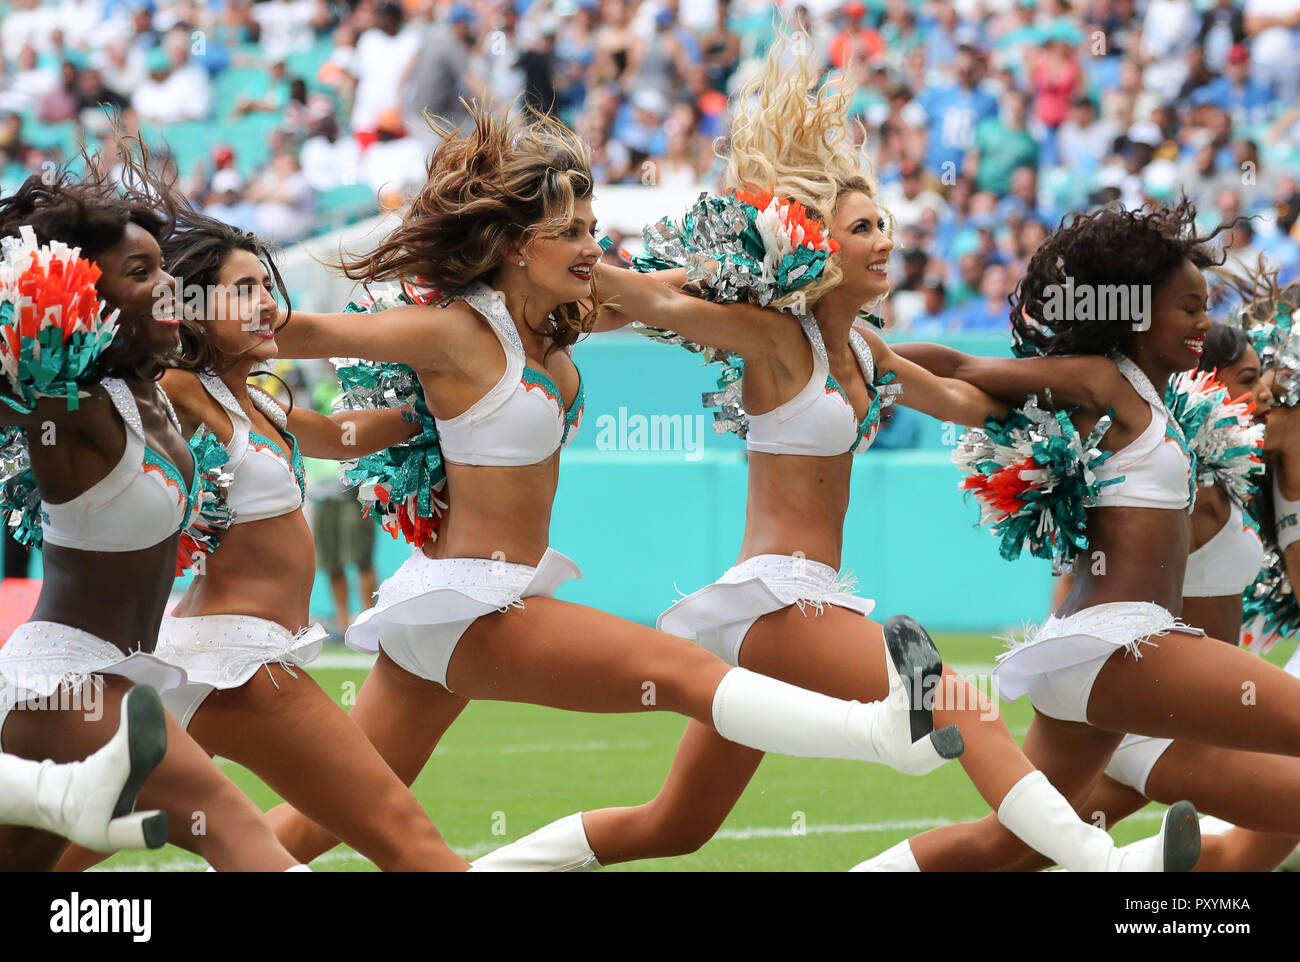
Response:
[0,685,169,852]
[284,864,312,872]
[469,813,602,872]
[710,615,963,776]
[849,839,920,872]
[997,771,1200,872]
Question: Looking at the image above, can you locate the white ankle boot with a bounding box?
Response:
[849,839,920,872]
[998,771,1200,872]
[469,813,602,871]
[0,685,169,852]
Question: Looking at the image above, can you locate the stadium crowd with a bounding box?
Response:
[0,0,1299,332]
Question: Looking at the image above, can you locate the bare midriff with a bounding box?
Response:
[737,450,854,570]
[170,509,317,632]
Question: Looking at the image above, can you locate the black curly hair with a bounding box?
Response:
[0,137,179,381]
[1011,198,1232,358]
[162,206,293,377]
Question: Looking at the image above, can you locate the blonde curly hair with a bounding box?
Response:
[723,30,888,310]
[335,100,598,354]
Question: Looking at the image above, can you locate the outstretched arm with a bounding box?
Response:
[286,406,420,461]
[591,262,792,358]
[892,341,1121,413]
[862,328,1006,426]
[587,266,690,332]
[275,303,458,372]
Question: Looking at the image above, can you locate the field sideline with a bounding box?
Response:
[88,633,1299,872]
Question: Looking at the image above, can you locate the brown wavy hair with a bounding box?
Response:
[161,205,293,377]
[336,101,599,355]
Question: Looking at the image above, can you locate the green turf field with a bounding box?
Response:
[88,632,1300,872]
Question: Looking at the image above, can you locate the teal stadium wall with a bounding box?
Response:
[306,330,1057,634]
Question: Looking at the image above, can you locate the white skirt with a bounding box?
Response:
[153,614,329,729]
[346,546,582,692]
[0,621,186,745]
[657,554,876,666]
[993,602,1203,724]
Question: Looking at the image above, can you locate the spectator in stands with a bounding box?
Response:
[948,262,1014,333]
[1055,95,1118,172]
[300,108,362,193]
[879,159,950,232]
[1245,0,1300,102]
[518,17,561,115]
[349,0,421,147]
[131,44,210,123]
[829,2,881,70]
[1140,0,1196,101]
[248,146,316,242]
[76,67,130,122]
[918,44,998,181]
[909,275,950,337]
[969,88,1037,197]
[37,60,80,124]
[700,0,739,93]
[203,167,259,233]
[404,3,475,146]
[1193,42,1273,127]
[592,0,641,87]
[360,108,427,209]
[1200,0,1246,72]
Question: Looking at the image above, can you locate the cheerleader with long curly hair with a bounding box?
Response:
[1011,298,1300,873]
[458,36,1197,873]
[253,97,1003,869]
[850,199,1300,871]
[0,149,304,870]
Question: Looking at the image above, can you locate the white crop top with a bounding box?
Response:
[1091,355,1194,511]
[435,284,583,467]
[197,373,305,524]
[746,317,894,457]
[1183,498,1263,596]
[42,378,196,551]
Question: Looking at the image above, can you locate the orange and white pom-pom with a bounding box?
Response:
[0,225,121,409]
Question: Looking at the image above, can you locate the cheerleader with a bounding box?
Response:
[0,686,169,857]
[258,98,990,869]
[54,207,470,871]
[464,36,1196,873]
[0,154,305,870]
[1012,312,1300,872]
[856,198,1300,871]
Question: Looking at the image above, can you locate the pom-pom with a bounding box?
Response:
[332,281,448,547]
[631,190,837,313]
[952,395,1122,564]
[175,426,236,575]
[1164,370,1264,505]
[0,426,42,546]
[0,226,121,413]
[1242,544,1300,656]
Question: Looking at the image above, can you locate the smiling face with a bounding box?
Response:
[200,247,281,364]
[93,221,180,360]
[1131,258,1212,375]
[1216,343,1273,423]
[518,196,602,304]
[828,191,893,306]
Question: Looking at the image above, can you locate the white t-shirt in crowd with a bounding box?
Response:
[1246,0,1300,64]
[350,27,422,131]
[300,135,363,192]
[253,0,319,61]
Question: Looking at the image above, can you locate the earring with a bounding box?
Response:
[518,260,525,267]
